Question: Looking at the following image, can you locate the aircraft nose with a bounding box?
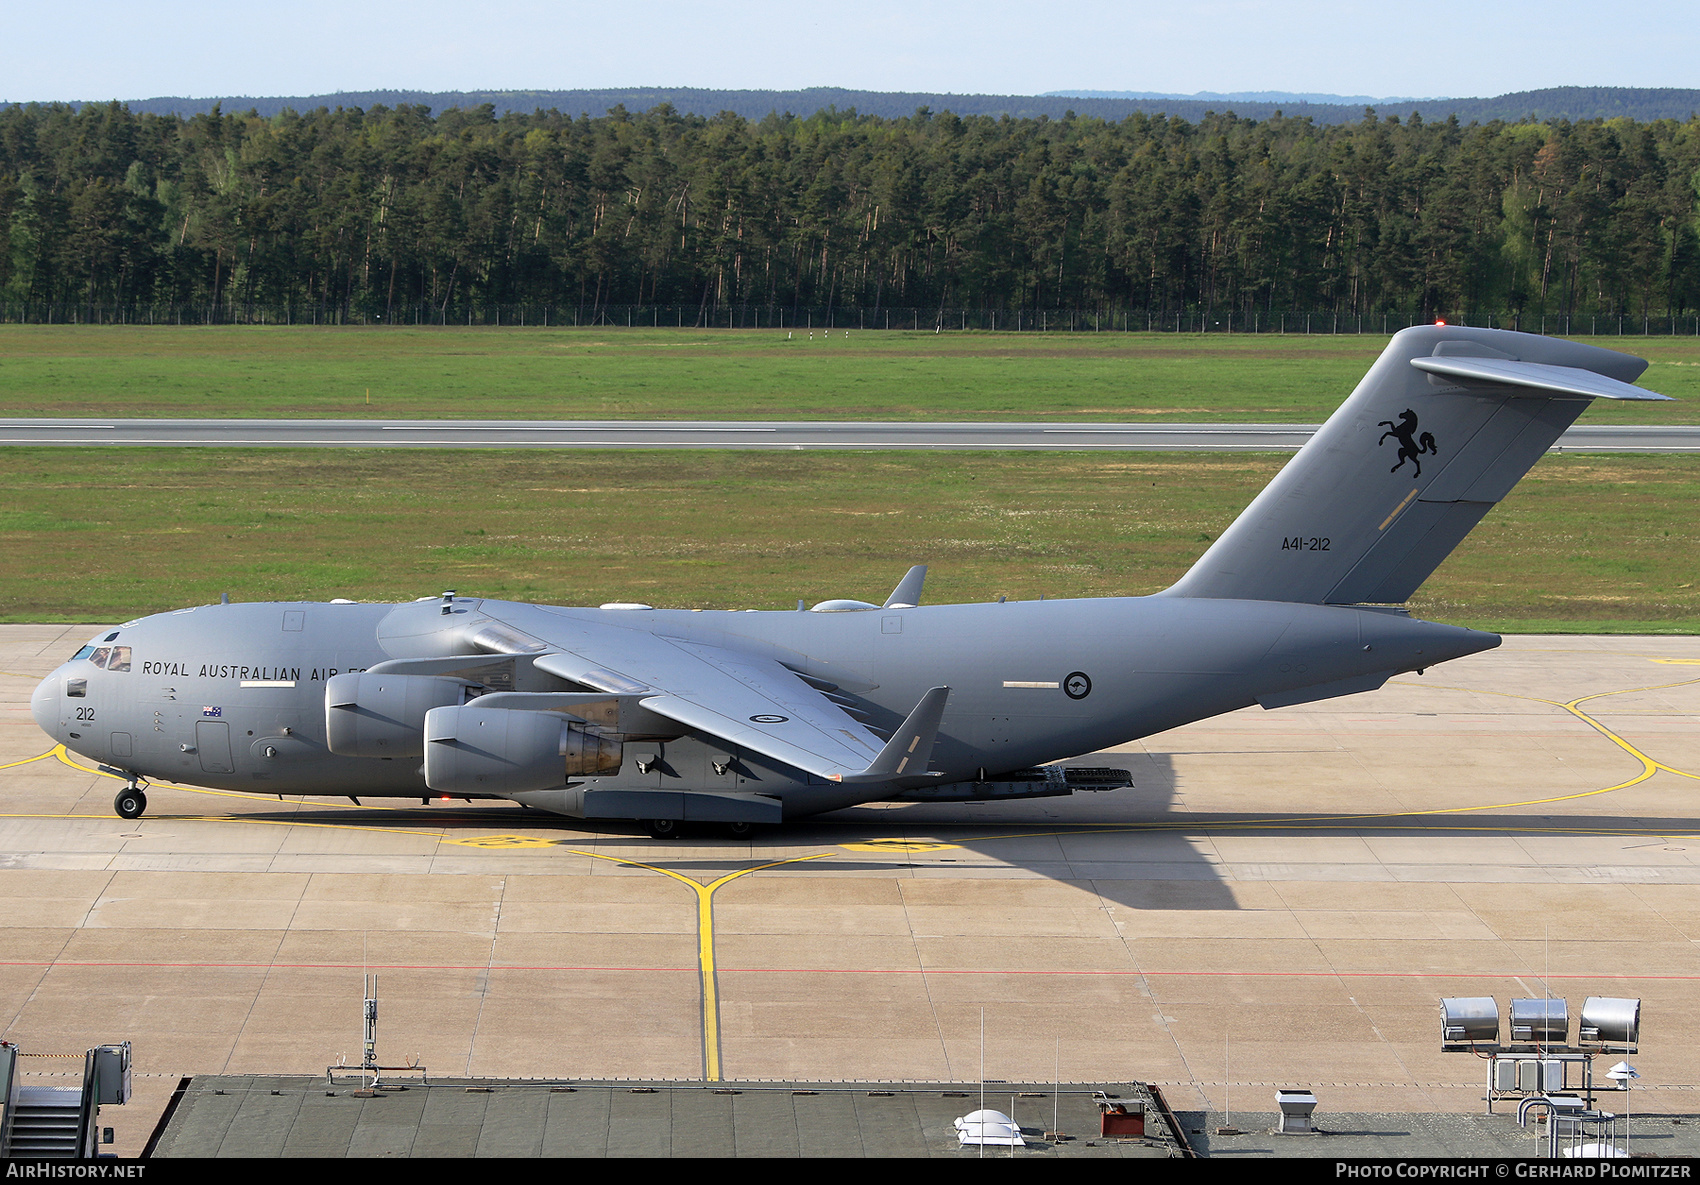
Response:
[30,671,61,737]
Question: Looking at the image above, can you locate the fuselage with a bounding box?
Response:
[31,593,1497,817]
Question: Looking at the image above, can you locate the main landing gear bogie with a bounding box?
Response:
[642,819,763,840]
[114,784,148,820]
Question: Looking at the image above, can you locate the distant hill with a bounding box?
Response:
[22,85,1700,126]
[63,88,1355,124]
[1430,87,1700,123]
[1045,90,1442,106]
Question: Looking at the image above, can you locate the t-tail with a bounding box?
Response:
[1163,326,1669,606]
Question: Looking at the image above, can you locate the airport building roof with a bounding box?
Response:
[146,1076,1188,1158]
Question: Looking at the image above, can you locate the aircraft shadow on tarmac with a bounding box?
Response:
[192,747,1700,913]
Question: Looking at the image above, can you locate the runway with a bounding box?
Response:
[5,626,1700,1155]
[0,418,1696,451]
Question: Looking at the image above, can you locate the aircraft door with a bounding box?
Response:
[195,720,235,773]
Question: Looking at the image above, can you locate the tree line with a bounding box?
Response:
[2,99,1698,326]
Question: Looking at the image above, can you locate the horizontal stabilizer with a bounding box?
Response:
[1411,356,1671,401]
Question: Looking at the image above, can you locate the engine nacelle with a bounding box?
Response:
[325,672,470,757]
[422,704,622,794]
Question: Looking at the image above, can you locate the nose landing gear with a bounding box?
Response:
[114,782,148,820]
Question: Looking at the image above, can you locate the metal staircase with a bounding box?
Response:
[6,1086,86,1157]
[0,1041,131,1158]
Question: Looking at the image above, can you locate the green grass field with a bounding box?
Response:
[1,327,1694,631]
[2,325,1697,422]
[3,448,1695,632]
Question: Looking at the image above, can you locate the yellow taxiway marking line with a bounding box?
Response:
[1387,675,1700,810]
[53,744,122,778]
[16,669,1700,1070]
[43,744,405,810]
[841,838,961,852]
[1158,675,1700,829]
[0,811,446,837]
[854,674,1700,851]
[562,847,832,1081]
[0,745,485,837]
[9,743,845,1078]
[0,748,60,771]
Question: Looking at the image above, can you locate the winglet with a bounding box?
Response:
[830,685,950,783]
[883,564,928,609]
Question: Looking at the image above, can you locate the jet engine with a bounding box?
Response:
[325,672,472,757]
[423,704,622,794]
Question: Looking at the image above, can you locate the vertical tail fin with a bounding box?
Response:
[1164,326,1668,605]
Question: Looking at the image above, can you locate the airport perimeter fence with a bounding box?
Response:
[4,302,1700,337]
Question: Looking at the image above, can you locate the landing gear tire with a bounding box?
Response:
[723,821,755,838]
[114,787,148,820]
[644,818,684,840]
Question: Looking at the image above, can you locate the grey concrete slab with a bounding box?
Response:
[669,1088,736,1157]
[851,1090,932,1158]
[344,1091,426,1158]
[731,1089,804,1157]
[605,1088,679,1158]
[791,1090,866,1157]
[540,1088,613,1157]
[279,1091,359,1158]
[408,1121,483,1157]
[471,1089,545,1157]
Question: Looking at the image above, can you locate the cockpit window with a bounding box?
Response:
[103,632,120,642]
[65,678,86,698]
[79,645,134,672]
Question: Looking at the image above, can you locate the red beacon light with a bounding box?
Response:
[1435,318,1447,325]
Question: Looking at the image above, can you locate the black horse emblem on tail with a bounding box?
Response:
[1378,409,1438,477]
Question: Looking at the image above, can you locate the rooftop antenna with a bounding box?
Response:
[1052,1038,1060,1142]
[363,931,376,1088]
[362,972,378,1089]
[1608,1062,1639,1155]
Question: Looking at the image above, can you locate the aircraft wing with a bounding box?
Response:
[528,627,947,783]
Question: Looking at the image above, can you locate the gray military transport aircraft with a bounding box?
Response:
[30,326,1669,836]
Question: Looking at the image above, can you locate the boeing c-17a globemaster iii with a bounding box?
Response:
[30,326,1670,836]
